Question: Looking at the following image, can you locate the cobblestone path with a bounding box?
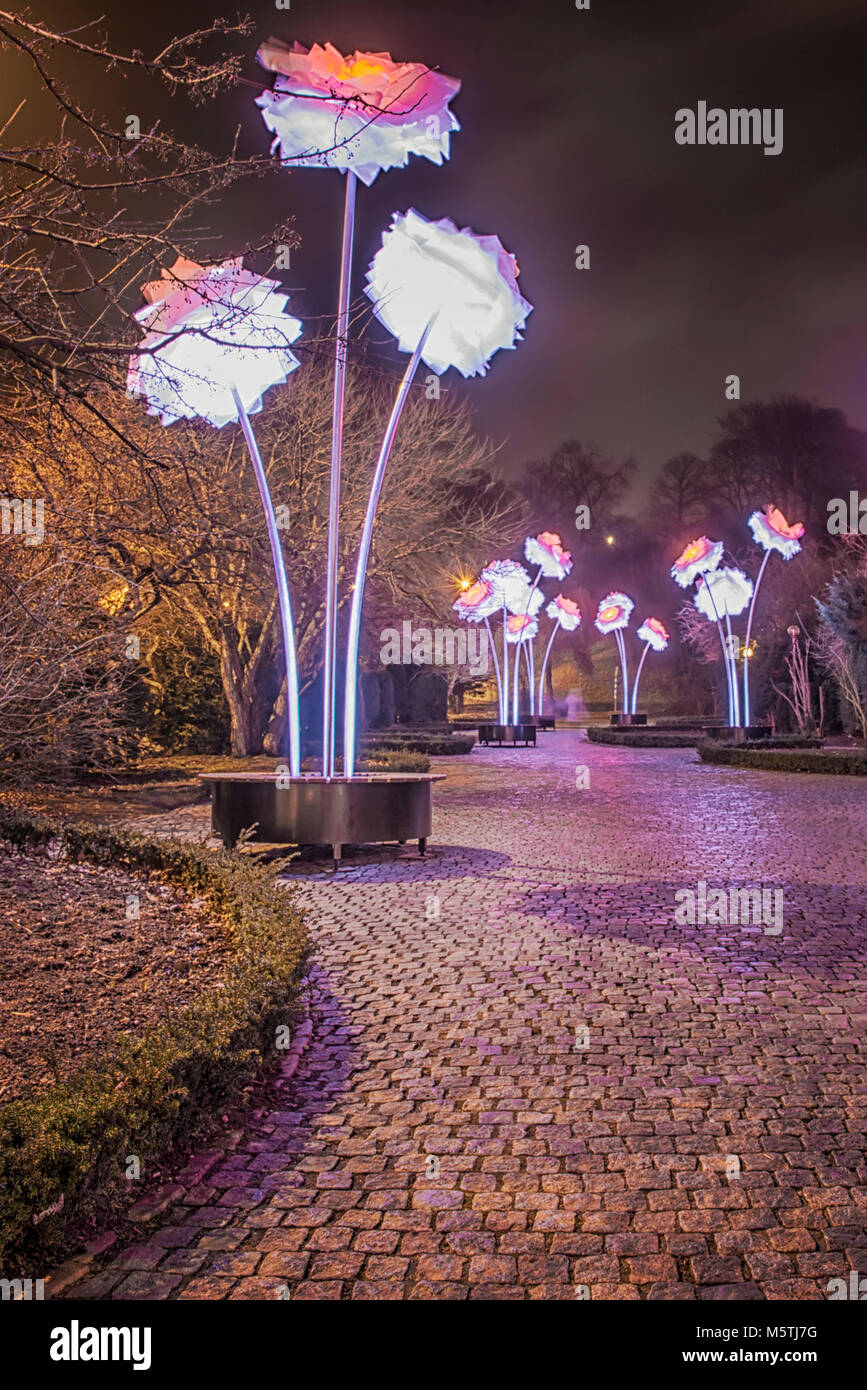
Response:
[67,733,867,1300]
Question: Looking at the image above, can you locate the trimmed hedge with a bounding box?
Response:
[586,728,701,748]
[362,733,475,756]
[0,810,308,1268]
[698,743,867,774]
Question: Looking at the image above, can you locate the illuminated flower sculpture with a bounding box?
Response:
[743,505,805,724]
[256,41,462,778]
[538,596,581,716]
[127,256,303,776]
[595,593,635,716]
[631,618,669,714]
[344,213,532,772]
[127,256,302,427]
[525,532,572,581]
[256,40,461,187]
[670,536,723,589]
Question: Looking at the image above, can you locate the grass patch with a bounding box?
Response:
[0,809,308,1270]
[698,744,867,774]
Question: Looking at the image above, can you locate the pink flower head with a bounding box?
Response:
[546,595,581,632]
[637,617,669,652]
[524,531,573,580]
[505,612,539,644]
[366,209,532,378]
[255,40,461,187]
[127,255,301,428]
[594,592,634,634]
[748,504,805,560]
[670,536,724,589]
[452,576,501,623]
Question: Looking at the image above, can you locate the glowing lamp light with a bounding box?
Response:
[255,40,461,187]
[694,568,753,621]
[545,595,581,633]
[594,592,634,634]
[524,532,572,580]
[452,575,502,623]
[670,536,724,589]
[748,504,805,560]
[636,617,669,652]
[365,209,533,378]
[126,256,302,428]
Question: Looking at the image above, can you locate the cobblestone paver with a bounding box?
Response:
[66,734,867,1300]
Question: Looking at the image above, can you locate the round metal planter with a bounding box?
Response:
[477,724,537,747]
[199,772,445,864]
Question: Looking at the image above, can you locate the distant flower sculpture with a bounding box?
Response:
[344,214,532,772]
[127,256,303,775]
[670,536,723,589]
[256,40,461,186]
[538,596,581,715]
[256,41,462,777]
[743,505,805,724]
[631,618,669,714]
[594,592,634,634]
[506,613,539,642]
[595,592,635,715]
[694,568,753,726]
[525,532,572,581]
[514,532,573,718]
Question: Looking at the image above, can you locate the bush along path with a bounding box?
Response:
[0,811,308,1278]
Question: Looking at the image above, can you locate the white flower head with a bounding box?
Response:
[694,567,754,620]
[366,209,532,378]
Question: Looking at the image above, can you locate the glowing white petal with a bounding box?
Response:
[546,596,581,631]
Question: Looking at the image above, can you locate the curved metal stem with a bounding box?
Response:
[631,641,650,715]
[501,607,509,725]
[322,169,358,779]
[527,640,535,716]
[742,549,770,727]
[614,629,629,715]
[726,616,741,726]
[232,389,301,776]
[485,617,503,724]
[342,319,435,779]
[537,619,561,715]
[703,582,734,725]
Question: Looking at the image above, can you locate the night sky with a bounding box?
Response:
[20,0,867,490]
